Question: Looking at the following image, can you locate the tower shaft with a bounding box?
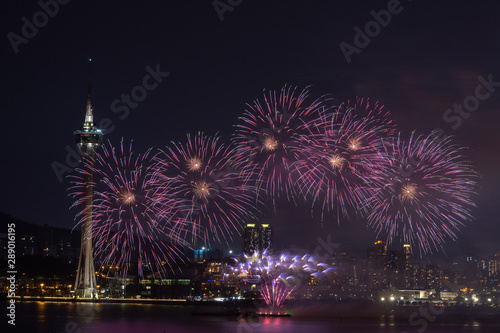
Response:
[74,154,98,298]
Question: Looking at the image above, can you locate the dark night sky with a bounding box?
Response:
[1,1,499,259]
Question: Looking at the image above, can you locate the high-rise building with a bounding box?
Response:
[368,240,387,267]
[73,69,102,298]
[402,244,412,288]
[260,224,272,253]
[403,244,411,262]
[242,223,273,255]
[242,224,260,254]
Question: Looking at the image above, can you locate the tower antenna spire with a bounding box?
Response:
[85,58,93,124]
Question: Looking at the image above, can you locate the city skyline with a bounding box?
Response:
[3,215,499,302]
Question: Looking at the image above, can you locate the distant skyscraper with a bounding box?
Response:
[260,224,273,253]
[243,224,259,254]
[374,240,387,256]
[402,244,412,288]
[403,244,411,262]
[368,240,387,264]
[73,71,102,298]
[242,223,273,255]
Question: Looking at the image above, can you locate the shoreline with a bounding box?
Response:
[11,295,190,305]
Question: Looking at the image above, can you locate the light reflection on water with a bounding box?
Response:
[8,301,499,333]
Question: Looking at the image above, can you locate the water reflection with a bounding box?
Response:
[11,301,500,333]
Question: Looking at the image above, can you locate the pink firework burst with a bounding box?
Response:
[293,100,394,223]
[231,85,330,205]
[366,131,479,254]
[260,278,296,309]
[152,132,257,245]
[69,140,189,278]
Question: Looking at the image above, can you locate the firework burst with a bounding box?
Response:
[366,131,479,254]
[292,100,394,222]
[69,140,189,278]
[260,278,295,309]
[152,133,257,245]
[231,85,330,205]
[228,251,333,309]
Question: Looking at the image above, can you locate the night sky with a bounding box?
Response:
[1,1,499,259]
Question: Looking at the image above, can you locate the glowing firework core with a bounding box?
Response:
[262,136,279,152]
[187,157,202,172]
[193,180,211,199]
[349,138,360,150]
[328,154,345,169]
[119,190,136,205]
[401,183,417,201]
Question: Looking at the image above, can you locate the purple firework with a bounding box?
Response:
[231,85,330,205]
[366,131,479,254]
[152,132,257,245]
[260,278,295,309]
[69,140,189,278]
[337,97,396,137]
[292,100,394,223]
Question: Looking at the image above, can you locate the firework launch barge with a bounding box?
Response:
[191,300,292,317]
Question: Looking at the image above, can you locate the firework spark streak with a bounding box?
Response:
[367,131,479,254]
[231,85,330,205]
[152,133,257,245]
[69,140,189,278]
[293,98,394,222]
[260,278,296,309]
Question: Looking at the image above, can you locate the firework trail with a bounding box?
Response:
[152,132,257,245]
[292,98,395,222]
[69,140,189,278]
[260,278,296,309]
[366,131,478,254]
[337,97,396,137]
[231,85,330,205]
